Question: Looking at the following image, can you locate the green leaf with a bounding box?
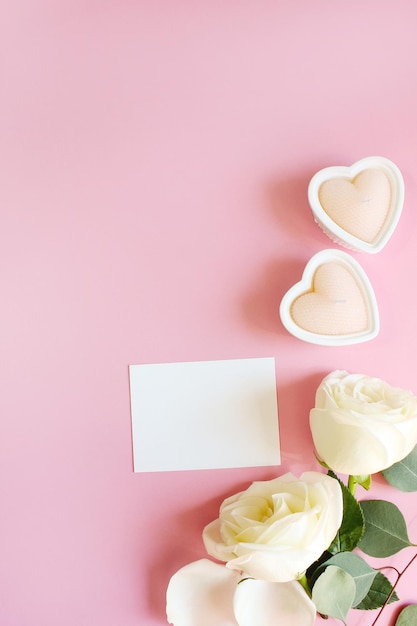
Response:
[324,552,377,607]
[383,446,417,492]
[396,604,417,625]
[312,566,356,624]
[353,474,372,491]
[355,571,399,610]
[327,472,365,554]
[359,500,414,557]
[305,551,334,590]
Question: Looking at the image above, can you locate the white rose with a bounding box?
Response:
[310,370,417,475]
[202,471,342,583]
[166,559,316,626]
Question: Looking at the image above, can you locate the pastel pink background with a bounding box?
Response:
[2,1,417,624]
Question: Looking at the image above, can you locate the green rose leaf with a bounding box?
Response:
[396,605,417,625]
[355,571,399,610]
[359,500,414,557]
[353,474,372,491]
[312,565,355,624]
[305,550,333,588]
[327,472,365,554]
[323,552,377,607]
[383,445,417,492]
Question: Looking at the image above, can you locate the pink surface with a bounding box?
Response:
[2,2,417,625]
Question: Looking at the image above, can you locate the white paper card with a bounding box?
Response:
[129,357,280,472]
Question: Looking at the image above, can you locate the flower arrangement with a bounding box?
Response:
[166,370,417,626]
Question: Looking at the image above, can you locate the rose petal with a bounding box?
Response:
[234,579,316,626]
[166,559,241,626]
[216,472,343,582]
[311,370,417,474]
[226,546,318,582]
[203,519,236,562]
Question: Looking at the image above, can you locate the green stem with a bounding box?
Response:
[347,475,357,495]
[298,574,312,598]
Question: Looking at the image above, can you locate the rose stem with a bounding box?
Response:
[347,475,357,496]
[298,574,312,598]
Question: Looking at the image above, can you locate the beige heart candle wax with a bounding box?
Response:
[308,156,404,253]
[290,263,368,335]
[279,249,379,346]
[318,169,391,243]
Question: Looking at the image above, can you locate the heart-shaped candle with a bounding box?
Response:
[308,156,404,253]
[279,249,379,345]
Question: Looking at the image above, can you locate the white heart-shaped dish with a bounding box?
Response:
[308,156,404,253]
[279,249,379,346]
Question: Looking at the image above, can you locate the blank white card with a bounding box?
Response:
[129,357,280,472]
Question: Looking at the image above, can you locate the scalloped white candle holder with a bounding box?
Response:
[308,156,404,253]
[279,249,379,346]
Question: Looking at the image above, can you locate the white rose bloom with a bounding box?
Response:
[202,471,342,583]
[310,370,417,475]
[166,559,316,626]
